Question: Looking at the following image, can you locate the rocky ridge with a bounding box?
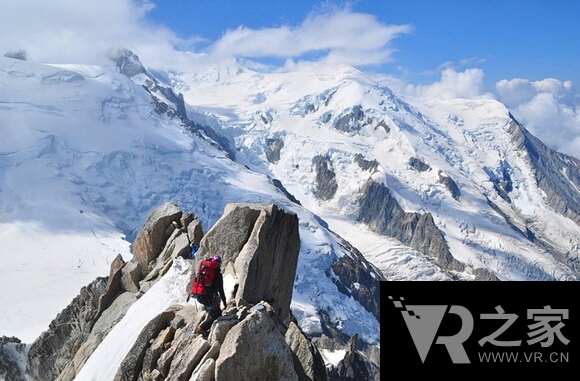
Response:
[1,202,380,380]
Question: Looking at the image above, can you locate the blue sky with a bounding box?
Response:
[1,0,578,88]
[143,0,580,88]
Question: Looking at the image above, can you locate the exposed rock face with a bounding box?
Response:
[272,178,302,205]
[216,303,299,381]
[330,235,384,321]
[409,157,431,172]
[110,49,236,161]
[313,155,338,201]
[188,203,301,323]
[146,80,188,120]
[327,334,369,381]
[359,178,465,273]
[509,117,580,224]
[113,308,179,381]
[16,202,380,381]
[132,202,183,276]
[485,166,512,203]
[507,117,580,272]
[25,277,108,381]
[111,48,187,120]
[224,203,301,322]
[0,336,27,381]
[109,48,148,78]
[354,154,379,173]
[473,267,500,281]
[357,178,499,281]
[285,322,328,381]
[267,137,284,164]
[333,106,365,133]
[438,171,461,200]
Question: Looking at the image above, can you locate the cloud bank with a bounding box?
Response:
[496,78,580,158]
[0,0,175,65]
[398,68,580,159]
[401,68,491,100]
[207,7,412,67]
[0,1,411,70]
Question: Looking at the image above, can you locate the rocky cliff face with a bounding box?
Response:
[358,178,464,272]
[2,202,379,380]
[358,178,498,281]
[507,116,580,272]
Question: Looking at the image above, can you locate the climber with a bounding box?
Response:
[194,255,227,337]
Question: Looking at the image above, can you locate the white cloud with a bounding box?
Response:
[494,78,538,107]
[402,68,492,100]
[495,78,580,158]
[206,6,412,67]
[0,0,178,66]
[385,65,580,159]
[496,78,577,109]
[0,1,411,71]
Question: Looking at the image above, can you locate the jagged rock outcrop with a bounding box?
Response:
[272,178,302,205]
[313,155,338,201]
[409,157,431,172]
[113,307,180,381]
[0,336,27,381]
[16,202,199,381]
[110,48,237,160]
[507,116,580,272]
[188,202,303,321]
[358,178,498,281]
[285,322,329,381]
[330,242,383,321]
[327,334,369,381]
[18,202,381,380]
[508,116,580,226]
[132,202,183,277]
[25,277,109,381]
[473,267,500,281]
[267,137,284,164]
[438,171,461,200]
[359,178,464,273]
[118,202,327,380]
[109,48,149,79]
[110,49,188,119]
[354,154,379,173]
[215,303,299,381]
[333,106,365,133]
[485,166,512,203]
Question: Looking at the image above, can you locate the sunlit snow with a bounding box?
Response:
[0,57,381,349]
[2,52,579,361]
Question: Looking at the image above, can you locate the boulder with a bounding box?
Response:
[133,202,182,276]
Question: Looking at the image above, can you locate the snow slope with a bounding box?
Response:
[176,62,580,282]
[0,56,380,348]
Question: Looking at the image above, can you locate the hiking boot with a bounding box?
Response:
[196,326,209,337]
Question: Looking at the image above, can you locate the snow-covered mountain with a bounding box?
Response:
[2,47,580,377]
[173,58,580,281]
[0,52,382,350]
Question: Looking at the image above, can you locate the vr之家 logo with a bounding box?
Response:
[389,296,473,363]
[389,296,570,365]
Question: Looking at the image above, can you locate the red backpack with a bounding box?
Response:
[191,259,219,297]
